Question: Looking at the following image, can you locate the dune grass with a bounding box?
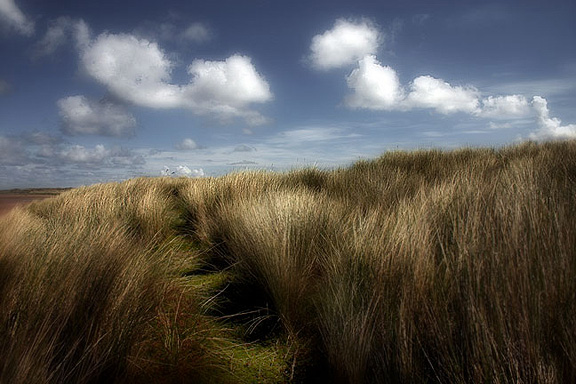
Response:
[1,140,576,383]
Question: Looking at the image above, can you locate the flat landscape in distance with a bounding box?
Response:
[0,188,70,216]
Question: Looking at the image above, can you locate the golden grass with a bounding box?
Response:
[1,140,576,383]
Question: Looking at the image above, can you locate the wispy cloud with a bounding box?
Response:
[33,17,90,57]
[134,20,212,44]
[175,138,201,150]
[181,22,211,43]
[0,0,34,36]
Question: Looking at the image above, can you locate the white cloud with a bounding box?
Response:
[345,55,404,110]
[0,0,34,36]
[479,95,531,119]
[309,18,381,70]
[58,144,109,164]
[530,96,576,140]
[57,95,136,137]
[81,33,180,109]
[344,56,480,114]
[175,138,200,150]
[181,22,211,43]
[184,55,273,123]
[80,33,272,125]
[405,75,480,114]
[34,17,90,57]
[162,165,204,177]
[339,54,576,141]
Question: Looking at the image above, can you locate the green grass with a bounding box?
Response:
[1,140,576,382]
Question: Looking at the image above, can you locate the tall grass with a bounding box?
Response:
[1,141,575,382]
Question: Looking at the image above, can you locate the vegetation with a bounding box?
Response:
[1,140,576,383]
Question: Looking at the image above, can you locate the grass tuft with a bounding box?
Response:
[1,141,576,382]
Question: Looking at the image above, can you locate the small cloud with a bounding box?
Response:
[181,22,211,43]
[405,75,480,115]
[175,138,201,150]
[530,96,576,140]
[57,95,136,137]
[185,54,273,124]
[0,0,34,36]
[58,144,109,164]
[162,165,204,177]
[345,55,404,110]
[233,144,256,152]
[309,18,382,70]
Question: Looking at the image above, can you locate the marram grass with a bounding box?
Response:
[1,140,575,383]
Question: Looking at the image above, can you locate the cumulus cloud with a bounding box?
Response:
[59,144,109,164]
[80,33,272,125]
[184,55,273,124]
[81,33,180,108]
[34,17,90,57]
[345,55,404,110]
[181,22,211,43]
[344,56,480,114]
[57,95,136,137]
[0,0,34,36]
[405,75,480,114]
[309,18,381,70]
[479,95,531,119]
[530,96,576,140]
[175,138,200,150]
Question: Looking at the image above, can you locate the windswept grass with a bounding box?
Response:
[1,141,576,382]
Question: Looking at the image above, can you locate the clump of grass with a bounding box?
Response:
[2,140,576,383]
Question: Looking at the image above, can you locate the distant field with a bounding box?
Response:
[1,141,575,383]
[0,189,69,216]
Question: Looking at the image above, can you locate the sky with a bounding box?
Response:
[0,0,575,188]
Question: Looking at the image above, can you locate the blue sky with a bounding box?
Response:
[0,0,575,188]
